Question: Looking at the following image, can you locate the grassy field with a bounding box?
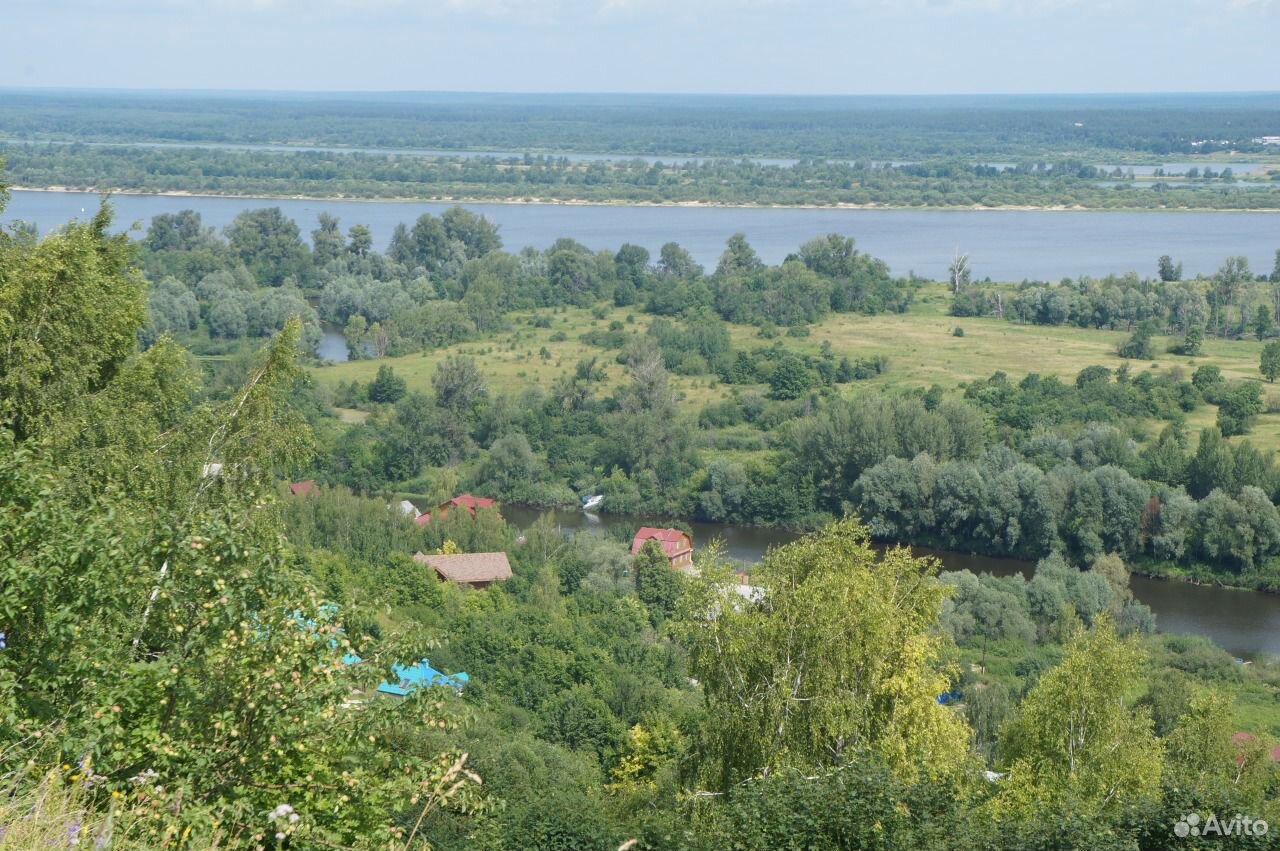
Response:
[311,284,1280,452]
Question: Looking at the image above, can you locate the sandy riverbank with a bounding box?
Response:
[14,185,1280,213]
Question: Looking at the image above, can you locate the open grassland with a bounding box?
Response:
[311,285,1280,452]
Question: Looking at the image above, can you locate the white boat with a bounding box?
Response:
[581,494,604,511]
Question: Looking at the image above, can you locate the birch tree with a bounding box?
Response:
[679,519,968,790]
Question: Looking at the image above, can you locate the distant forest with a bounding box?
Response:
[2,89,1280,160]
[4,145,1280,209]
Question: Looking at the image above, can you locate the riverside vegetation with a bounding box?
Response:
[3,90,1279,210]
[2,164,1280,850]
[5,144,1280,210]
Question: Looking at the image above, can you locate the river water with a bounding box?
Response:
[502,506,1280,658]
[4,188,1279,281]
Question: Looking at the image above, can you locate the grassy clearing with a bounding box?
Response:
[310,286,1280,451]
[312,306,739,408]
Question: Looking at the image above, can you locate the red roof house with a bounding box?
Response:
[1230,731,1280,765]
[631,527,694,570]
[415,494,499,527]
[433,494,500,520]
[289,480,318,497]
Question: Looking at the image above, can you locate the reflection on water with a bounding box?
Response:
[502,505,1280,657]
[315,329,350,362]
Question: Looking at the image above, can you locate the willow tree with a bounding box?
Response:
[679,519,968,790]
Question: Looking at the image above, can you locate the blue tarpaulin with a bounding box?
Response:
[375,659,470,696]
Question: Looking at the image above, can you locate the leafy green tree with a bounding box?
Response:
[1173,323,1203,356]
[342,312,368,360]
[1192,363,1224,395]
[311,211,346,264]
[766,353,811,400]
[679,521,969,789]
[1216,381,1263,436]
[1261,340,1280,382]
[367,363,407,404]
[657,241,700,279]
[347,223,373,257]
[381,392,450,479]
[613,242,650,291]
[1157,254,1182,282]
[0,204,146,440]
[694,757,969,851]
[1117,321,1155,359]
[1194,486,1280,571]
[432,355,489,455]
[1076,364,1111,387]
[389,213,458,275]
[965,680,1016,756]
[441,205,502,258]
[481,431,540,494]
[634,540,681,623]
[715,232,764,277]
[1140,424,1188,486]
[225,206,312,286]
[1212,256,1251,336]
[144,209,214,253]
[993,618,1162,817]
[537,685,625,759]
[146,277,200,337]
[610,339,695,492]
[1187,427,1236,498]
[1255,304,1274,340]
[1164,691,1275,807]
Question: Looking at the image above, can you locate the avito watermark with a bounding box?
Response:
[1174,812,1269,838]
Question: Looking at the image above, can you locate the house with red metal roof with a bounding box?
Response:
[415,493,500,527]
[631,527,694,570]
[288,480,318,497]
[1230,731,1280,765]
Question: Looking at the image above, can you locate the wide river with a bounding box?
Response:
[4,188,1279,280]
[502,506,1280,658]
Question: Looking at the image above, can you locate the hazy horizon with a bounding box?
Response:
[6,0,1280,95]
[5,86,1280,99]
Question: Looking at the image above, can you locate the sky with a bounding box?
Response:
[4,0,1280,95]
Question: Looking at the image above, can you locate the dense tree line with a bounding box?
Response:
[7,142,1279,208]
[133,206,910,365]
[955,252,1280,345]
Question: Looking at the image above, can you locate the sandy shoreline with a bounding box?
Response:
[12,185,1280,213]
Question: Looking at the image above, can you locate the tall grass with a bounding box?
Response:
[0,770,239,851]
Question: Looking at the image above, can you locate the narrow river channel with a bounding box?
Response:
[501,506,1280,658]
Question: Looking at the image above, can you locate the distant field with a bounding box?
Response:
[311,285,1280,452]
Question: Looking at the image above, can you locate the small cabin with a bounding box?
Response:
[416,494,499,527]
[414,551,513,589]
[630,527,694,570]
